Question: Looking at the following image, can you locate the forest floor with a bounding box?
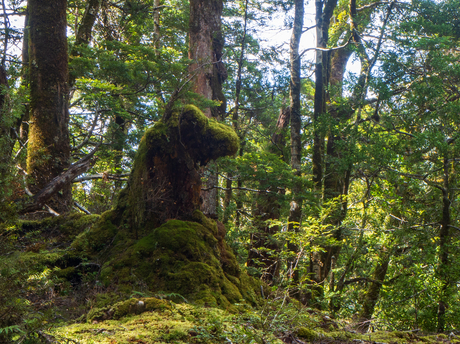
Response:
[1,214,459,344]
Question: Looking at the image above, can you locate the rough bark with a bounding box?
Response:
[27,0,71,213]
[190,0,227,218]
[189,0,227,118]
[114,105,238,234]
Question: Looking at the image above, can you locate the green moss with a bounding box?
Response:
[297,327,319,341]
[94,218,258,309]
[70,211,118,254]
[87,297,171,322]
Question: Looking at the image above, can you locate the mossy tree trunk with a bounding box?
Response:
[189,0,227,218]
[115,105,238,235]
[27,0,71,213]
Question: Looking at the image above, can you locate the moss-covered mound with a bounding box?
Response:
[71,209,260,310]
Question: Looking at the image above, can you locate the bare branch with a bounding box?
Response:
[20,146,99,214]
[73,173,129,183]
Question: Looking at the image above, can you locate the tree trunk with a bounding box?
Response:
[27,0,71,213]
[286,0,304,292]
[0,65,13,206]
[309,0,339,293]
[437,158,451,333]
[189,0,226,119]
[247,107,289,283]
[114,105,238,235]
[69,0,101,86]
[357,249,391,333]
[189,0,227,218]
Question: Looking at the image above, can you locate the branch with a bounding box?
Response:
[20,146,99,214]
[299,36,353,58]
[74,201,91,215]
[343,277,383,286]
[201,185,278,194]
[73,173,129,183]
[72,109,100,151]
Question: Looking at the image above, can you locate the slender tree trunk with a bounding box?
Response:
[69,0,101,87]
[27,0,71,213]
[287,0,304,289]
[153,0,161,52]
[437,158,451,333]
[0,66,12,197]
[309,0,338,291]
[247,107,289,283]
[223,0,248,224]
[357,248,391,333]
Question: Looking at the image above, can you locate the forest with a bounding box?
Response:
[1,0,460,343]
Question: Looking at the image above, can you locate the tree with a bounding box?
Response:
[27,0,71,213]
[189,0,227,218]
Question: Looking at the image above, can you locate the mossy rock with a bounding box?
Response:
[87,297,171,322]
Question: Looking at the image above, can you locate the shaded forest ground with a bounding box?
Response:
[1,213,459,344]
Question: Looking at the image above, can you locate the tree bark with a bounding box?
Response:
[287,0,304,290]
[189,0,227,118]
[190,0,227,218]
[437,158,451,333]
[357,248,391,333]
[27,0,71,213]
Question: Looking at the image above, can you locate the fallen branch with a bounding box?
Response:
[20,146,99,214]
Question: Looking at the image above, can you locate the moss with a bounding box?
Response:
[297,327,319,341]
[94,218,258,309]
[70,211,118,254]
[87,297,171,322]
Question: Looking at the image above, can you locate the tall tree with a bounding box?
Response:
[27,0,71,213]
[189,0,227,217]
[287,0,304,289]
